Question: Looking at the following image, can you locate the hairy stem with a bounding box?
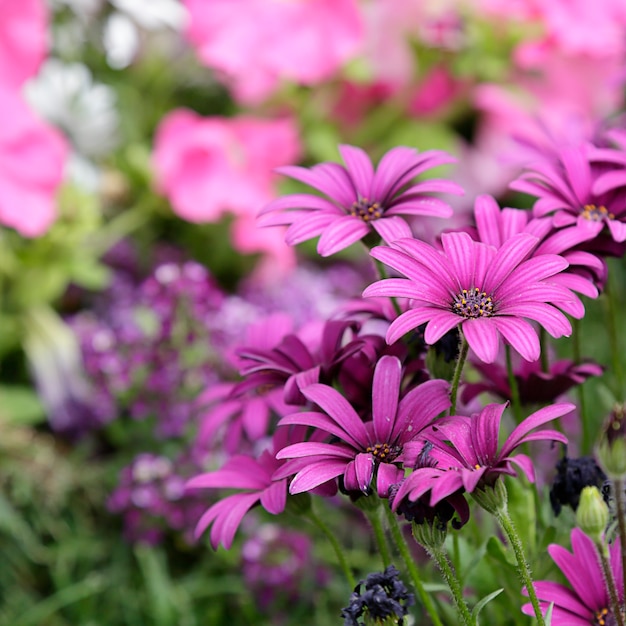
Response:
[495,508,545,626]
[595,539,625,626]
[613,478,626,610]
[430,547,475,626]
[450,332,469,416]
[383,505,444,626]
[367,507,393,569]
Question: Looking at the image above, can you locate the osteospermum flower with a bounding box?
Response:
[510,145,626,242]
[363,231,579,363]
[275,355,450,497]
[522,528,624,625]
[393,402,572,510]
[258,144,464,256]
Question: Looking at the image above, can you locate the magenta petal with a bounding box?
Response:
[483,233,539,293]
[376,462,404,498]
[289,460,347,494]
[592,168,626,195]
[504,453,536,482]
[441,231,476,289]
[372,215,413,244]
[301,384,370,445]
[499,303,571,338]
[474,194,505,247]
[472,403,505,463]
[424,311,461,344]
[386,308,438,344]
[317,215,370,256]
[549,529,607,610]
[394,379,451,442]
[276,442,356,460]
[493,317,540,362]
[561,147,591,202]
[209,493,260,549]
[339,144,374,198]
[462,318,500,363]
[363,277,443,302]
[278,411,363,449]
[533,581,594,618]
[430,471,464,505]
[608,218,626,243]
[500,403,575,458]
[187,468,267,491]
[386,197,455,217]
[354,452,375,493]
[259,480,287,515]
[284,211,338,244]
[259,193,340,216]
[275,164,355,206]
[372,355,402,443]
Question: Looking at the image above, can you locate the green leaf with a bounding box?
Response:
[135,544,177,626]
[0,386,45,425]
[486,536,516,567]
[472,588,504,624]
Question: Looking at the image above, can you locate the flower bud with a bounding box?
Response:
[471,479,508,515]
[412,518,447,551]
[576,486,609,544]
[596,404,626,479]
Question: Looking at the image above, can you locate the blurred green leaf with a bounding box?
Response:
[0,385,45,425]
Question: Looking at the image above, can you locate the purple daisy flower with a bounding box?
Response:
[522,528,624,625]
[187,427,328,550]
[510,145,626,243]
[363,231,579,364]
[461,355,603,406]
[258,144,464,256]
[274,355,451,497]
[392,402,572,509]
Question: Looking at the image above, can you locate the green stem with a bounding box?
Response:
[450,332,469,416]
[307,508,356,589]
[505,345,523,424]
[383,505,444,626]
[572,317,590,452]
[431,547,475,626]
[495,508,545,626]
[367,508,393,569]
[613,478,626,609]
[595,540,625,626]
[606,270,625,402]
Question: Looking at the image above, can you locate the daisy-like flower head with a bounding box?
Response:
[363,230,580,364]
[392,402,572,511]
[522,528,624,625]
[274,355,450,498]
[258,144,464,256]
[510,145,626,243]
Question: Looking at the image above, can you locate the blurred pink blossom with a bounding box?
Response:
[182,0,363,103]
[152,109,301,275]
[0,86,68,236]
[0,0,48,88]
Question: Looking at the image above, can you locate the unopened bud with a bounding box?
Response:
[596,404,626,478]
[576,486,609,544]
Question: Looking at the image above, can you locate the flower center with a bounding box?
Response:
[452,287,495,318]
[350,197,382,222]
[594,607,623,626]
[581,204,615,221]
[366,442,399,461]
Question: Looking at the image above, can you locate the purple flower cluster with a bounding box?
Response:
[107,453,206,545]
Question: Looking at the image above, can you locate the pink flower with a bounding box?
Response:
[259,145,463,257]
[522,528,624,625]
[0,0,48,88]
[183,0,363,103]
[152,109,300,272]
[364,231,580,363]
[0,86,68,236]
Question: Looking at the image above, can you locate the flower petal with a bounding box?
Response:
[317,215,370,256]
[339,144,374,198]
[462,318,500,363]
[259,480,287,515]
[493,317,540,362]
[372,356,402,443]
[289,460,347,494]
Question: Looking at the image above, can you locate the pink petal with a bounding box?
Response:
[423,311,462,344]
[284,211,339,244]
[260,480,287,515]
[474,194,505,247]
[386,308,438,344]
[338,144,374,198]
[376,462,404,498]
[441,231,476,289]
[372,215,413,244]
[317,215,370,256]
[289,460,347,494]
[394,379,451,442]
[278,411,363,449]
[462,318,500,363]
[276,442,356,460]
[483,233,539,294]
[372,355,402,443]
[493,317,540,362]
[386,196,455,217]
[258,193,340,216]
[209,493,260,549]
[354,452,375,493]
[498,303,571,338]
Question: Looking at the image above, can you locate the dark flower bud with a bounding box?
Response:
[550,455,607,515]
[341,565,415,626]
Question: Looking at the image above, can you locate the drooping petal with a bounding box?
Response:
[317,215,371,256]
[209,493,261,549]
[493,317,540,362]
[423,310,462,344]
[259,480,287,515]
[462,318,500,363]
[386,308,440,344]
